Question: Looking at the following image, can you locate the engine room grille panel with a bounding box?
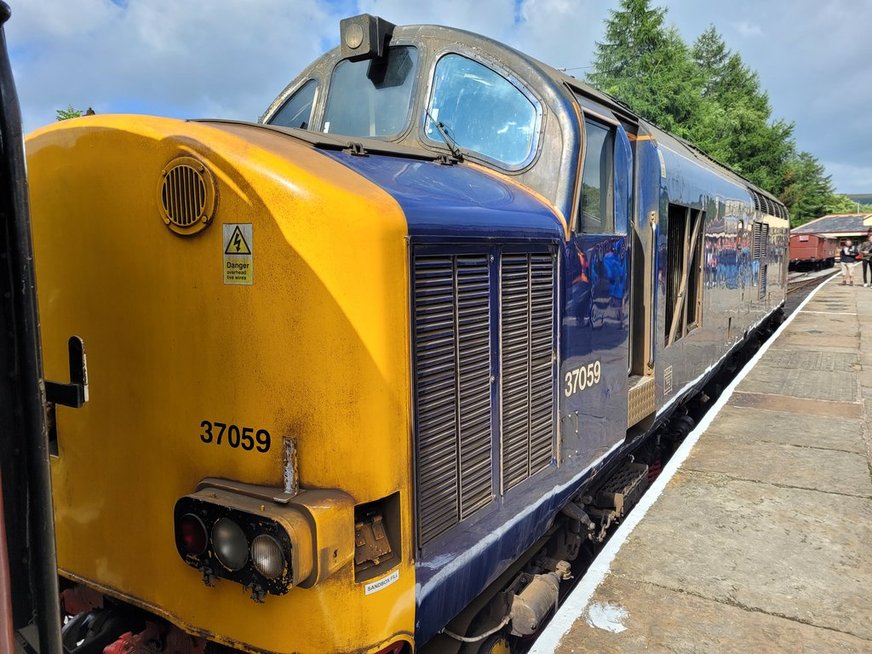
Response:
[500,253,556,492]
[412,247,557,546]
[413,254,493,545]
[456,256,494,518]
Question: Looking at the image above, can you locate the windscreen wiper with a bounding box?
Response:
[425,108,464,162]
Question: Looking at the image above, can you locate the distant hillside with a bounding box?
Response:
[847,194,872,204]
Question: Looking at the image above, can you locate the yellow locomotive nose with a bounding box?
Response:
[27,115,415,654]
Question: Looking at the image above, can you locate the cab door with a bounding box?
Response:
[560,101,633,469]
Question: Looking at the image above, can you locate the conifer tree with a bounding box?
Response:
[692,26,768,114]
[586,1,845,224]
[780,152,839,226]
[56,105,85,121]
[587,0,704,138]
[689,26,794,192]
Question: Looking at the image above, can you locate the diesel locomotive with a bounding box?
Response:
[25,14,788,654]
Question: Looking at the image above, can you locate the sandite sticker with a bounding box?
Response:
[364,569,399,595]
[223,223,253,285]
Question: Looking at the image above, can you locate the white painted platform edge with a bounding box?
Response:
[528,280,830,653]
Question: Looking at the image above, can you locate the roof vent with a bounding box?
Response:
[158,156,216,236]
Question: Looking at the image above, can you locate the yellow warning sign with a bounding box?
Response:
[224,225,252,255]
[223,223,253,285]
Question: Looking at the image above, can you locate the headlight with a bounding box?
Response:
[173,481,354,599]
[211,517,249,571]
[252,534,285,580]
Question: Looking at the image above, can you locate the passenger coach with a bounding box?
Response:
[26,15,788,654]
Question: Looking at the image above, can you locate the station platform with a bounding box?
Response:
[531,278,872,653]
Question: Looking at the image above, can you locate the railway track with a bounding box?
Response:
[787,268,837,296]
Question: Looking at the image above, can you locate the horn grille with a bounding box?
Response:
[158,156,216,235]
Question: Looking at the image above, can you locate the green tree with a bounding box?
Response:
[56,105,84,121]
[689,26,794,193]
[827,194,863,214]
[692,26,768,114]
[56,106,94,121]
[780,152,838,227]
[692,104,795,192]
[587,0,705,139]
[586,1,848,223]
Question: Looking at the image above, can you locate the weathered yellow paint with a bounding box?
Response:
[27,115,415,654]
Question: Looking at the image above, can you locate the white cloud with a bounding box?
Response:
[731,20,763,38]
[6,0,872,192]
[7,0,341,132]
[513,0,607,73]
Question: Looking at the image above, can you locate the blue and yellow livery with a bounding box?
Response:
[26,14,788,654]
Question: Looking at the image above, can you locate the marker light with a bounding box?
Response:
[251,534,285,580]
[176,513,207,556]
[175,482,354,595]
[211,518,249,571]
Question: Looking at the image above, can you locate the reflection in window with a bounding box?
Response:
[579,120,615,233]
[269,79,317,130]
[425,54,538,168]
[322,47,418,138]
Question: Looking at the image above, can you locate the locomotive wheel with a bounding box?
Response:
[476,633,511,654]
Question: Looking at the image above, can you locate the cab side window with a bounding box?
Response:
[578,119,615,233]
[269,80,317,130]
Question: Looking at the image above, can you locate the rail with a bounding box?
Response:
[787,269,837,296]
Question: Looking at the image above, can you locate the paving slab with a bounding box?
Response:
[781,314,858,338]
[736,365,858,402]
[729,391,863,419]
[702,405,865,453]
[794,300,859,322]
[770,332,858,352]
[538,277,872,654]
[606,471,872,641]
[753,348,859,372]
[685,434,872,497]
[555,576,872,654]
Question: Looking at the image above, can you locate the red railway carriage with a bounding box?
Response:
[789,233,837,270]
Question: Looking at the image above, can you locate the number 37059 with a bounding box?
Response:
[199,420,271,452]
[564,360,602,397]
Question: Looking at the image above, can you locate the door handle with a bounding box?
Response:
[45,336,88,408]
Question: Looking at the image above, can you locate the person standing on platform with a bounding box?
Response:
[839,239,857,285]
[859,231,872,286]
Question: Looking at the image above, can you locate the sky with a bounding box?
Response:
[6,0,872,193]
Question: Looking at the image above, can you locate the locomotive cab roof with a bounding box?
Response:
[260,16,598,221]
[259,14,785,223]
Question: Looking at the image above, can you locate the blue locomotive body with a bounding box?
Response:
[274,19,789,648]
